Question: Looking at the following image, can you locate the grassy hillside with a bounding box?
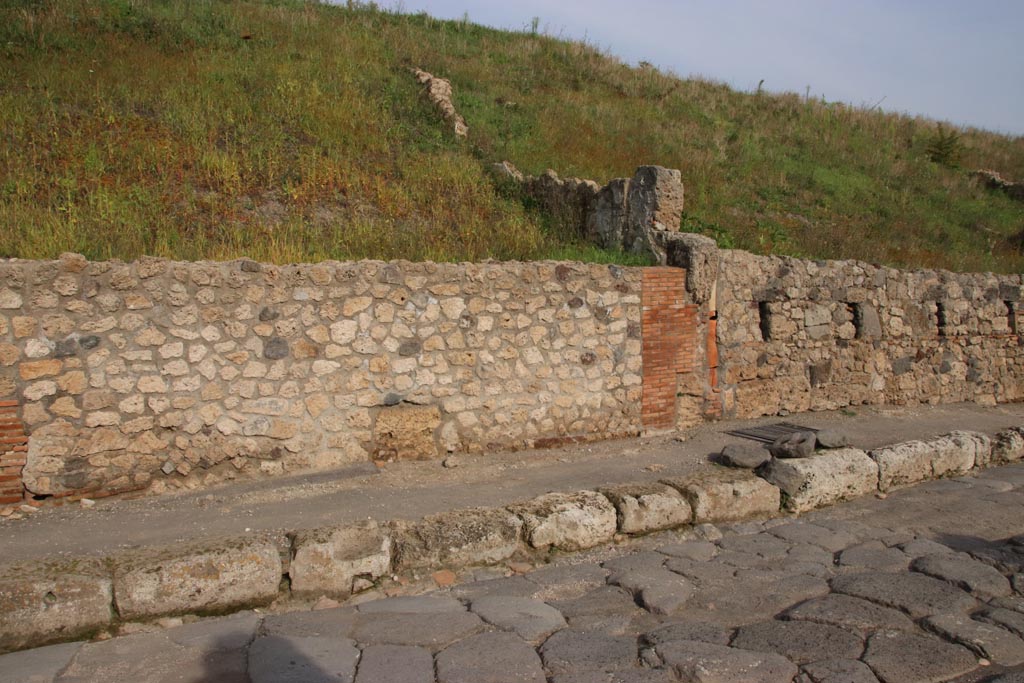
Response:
[2,0,1023,272]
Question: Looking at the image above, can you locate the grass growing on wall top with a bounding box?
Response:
[1,0,1023,272]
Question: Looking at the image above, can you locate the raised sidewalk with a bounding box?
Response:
[2,401,1024,653]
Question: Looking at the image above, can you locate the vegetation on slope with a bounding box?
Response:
[2,0,1023,271]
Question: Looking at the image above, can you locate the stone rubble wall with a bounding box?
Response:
[713,248,1024,418]
[0,255,642,501]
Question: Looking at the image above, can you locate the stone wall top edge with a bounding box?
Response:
[0,254,646,279]
[716,246,1021,286]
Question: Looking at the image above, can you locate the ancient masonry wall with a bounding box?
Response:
[712,249,1024,419]
[0,255,677,504]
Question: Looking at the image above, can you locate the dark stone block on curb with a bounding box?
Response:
[78,335,100,349]
[259,306,279,321]
[731,620,863,665]
[862,630,977,683]
[263,336,289,360]
[397,339,422,357]
[54,339,78,357]
[354,644,433,683]
[240,259,262,273]
[436,631,546,683]
[768,431,816,458]
[719,443,771,469]
[540,629,639,674]
[815,429,850,449]
[831,572,978,619]
[248,635,359,683]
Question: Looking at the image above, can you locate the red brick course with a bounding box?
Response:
[0,403,27,505]
[641,268,699,429]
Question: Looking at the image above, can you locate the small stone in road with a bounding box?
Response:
[432,569,457,587]
[442,456,459,468]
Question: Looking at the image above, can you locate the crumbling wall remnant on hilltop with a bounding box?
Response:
[491,162,686,265]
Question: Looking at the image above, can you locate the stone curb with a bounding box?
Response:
[2,426,1023,653]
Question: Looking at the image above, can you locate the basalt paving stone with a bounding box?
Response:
[356,595,466,614]
[469,596,567,643]
[984,673,1024,683]
[608,567,695,615]
[0,642,82,683]
[549,668,678,683]
[601,551,669,573]
[54,631,249,683]
[260,607,358,638]
[547,585,639,620]
[642,621,733,647]
[655,640,799,683]
[731,620,864,665]
[248,635,360,683]
[717,532,794,559]
[435,631,546,683]
[539,629,639,675]
[837,541,912,572]
[714,549,786,570]
[655,540,718,562]
[901,538,957,558]
[831,571,979,619]
[350,611,486,651]
[352,645,434,683]
[166,611,261,652]
[672,573,830,628]
[912,553,1014,599]
[979,608,1024,639]
[768,521,859,552]
[524,563,609,599]
[447,575,539,601]
[787,542,837,566]
[782,593,916,633]
[664,557,737,585]
[862,630,978,683]
[924,614,1024,666]
[801,658,881,683]
[992,596,1024,614]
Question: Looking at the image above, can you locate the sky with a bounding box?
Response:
[388,0,1024,136]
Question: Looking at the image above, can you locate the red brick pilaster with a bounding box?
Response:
[641,268,698,429]
[0,400,27,505]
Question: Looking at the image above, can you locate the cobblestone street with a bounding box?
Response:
[4,463,1024,682]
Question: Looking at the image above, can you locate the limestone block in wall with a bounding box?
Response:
[0,563,112,653]
[373,405,441,460]
[599,482,693,534]
[113,539,282,619]
[662,470,781,523]
[391,507,523,571]
[290,522,391,598]
[759,448,879,513]
[508,491,617,552]
[664,233,719,305]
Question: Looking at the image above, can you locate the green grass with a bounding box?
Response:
[2,0,1023,272]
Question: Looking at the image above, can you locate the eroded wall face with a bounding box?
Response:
[0,256,643,502]
[714,250,1024,419]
